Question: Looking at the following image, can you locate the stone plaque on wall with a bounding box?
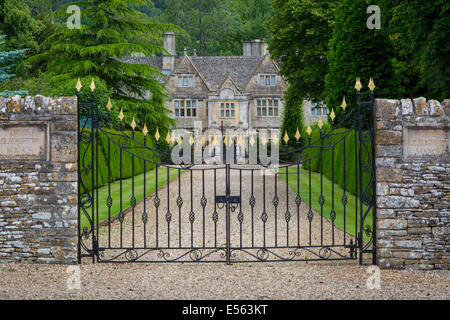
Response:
[0,124,48,160]
[403,127,449,159]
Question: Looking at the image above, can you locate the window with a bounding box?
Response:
[220,103,235,118]
[174,100,196,117]
[323,107,327,115]
[256,99,279,117]
[259,75,276,87]
[177,75,194,87]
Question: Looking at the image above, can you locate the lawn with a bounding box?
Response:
[80,167,180,230]
[280,166,373,243]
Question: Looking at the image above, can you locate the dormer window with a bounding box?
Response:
[177,75,193,87]
[260,75,276,87]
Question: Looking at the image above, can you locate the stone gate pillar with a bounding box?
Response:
[375,98,449,270]
[0,95,78,264]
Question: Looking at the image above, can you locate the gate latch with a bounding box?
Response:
[215,195,241,204]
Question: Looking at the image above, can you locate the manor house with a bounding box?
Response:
[124,32,326,132]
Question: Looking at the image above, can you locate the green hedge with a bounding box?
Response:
[79,128,159,193]
[302,125,372,197]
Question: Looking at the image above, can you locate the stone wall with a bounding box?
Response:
[0,95,78,264]
[375,98,449,270]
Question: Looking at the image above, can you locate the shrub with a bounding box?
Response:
[302,125,372,197]
[79,128,159,193]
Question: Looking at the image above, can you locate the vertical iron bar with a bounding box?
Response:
[343,136,347,245]
[251,169,254,247]
[202,170,205,248]
[357,90,364,265]
[155,163,159,248]
[297,163,300,247]
[119,121,123,248]
[167,166,170,247]
[143,135,147,248]
[214,168,217,247]
[190,170,194,248]
[274,173,278,247]
[308,135,312,246]
[131,129,135,248]
[239,169,242,248]
[370,90,377,265]
[263,169,266,248]
[331,145,335,245]
[285,165,289,246]
[90,90,95,263]
[76,90,81,264]
[226,164,231,264]
[320,129,323,247]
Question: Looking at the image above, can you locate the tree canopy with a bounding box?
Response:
[21,0,180,131]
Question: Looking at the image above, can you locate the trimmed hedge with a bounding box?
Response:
[302,125,372,197]
[79,128,159,193]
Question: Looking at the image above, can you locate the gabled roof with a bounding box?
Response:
[189,56,264,91]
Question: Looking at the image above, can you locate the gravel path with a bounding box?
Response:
[0,262,448,299]
[2,165,448,300]
[90,165,353,262]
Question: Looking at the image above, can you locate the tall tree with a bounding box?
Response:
[325,0,399,125]
[383,0,449,100]
[0,36,28,97]
[22,0,180,130]
[0,0,43,52]
[162,0,243,56]
[268,0,338,103]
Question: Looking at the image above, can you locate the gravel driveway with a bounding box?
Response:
[0,262,448,299]
[1,165,448,300]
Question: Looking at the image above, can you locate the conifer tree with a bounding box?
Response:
[23,0,180,130]
[0,36,28,97]
[325,0,399,125]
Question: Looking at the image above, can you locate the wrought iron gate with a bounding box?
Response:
[77,78,376,264]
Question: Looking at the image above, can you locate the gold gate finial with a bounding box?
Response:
[118,108,124,121]
[306,125,312,136]
[154,127,160,141]
[295,127,301,141]
[76,78,82,92]
[131,117,137,130]
[106,97,113,111]
[330,108,336,121]
[283,131,289,144]
[341,96,347,111]
[368,77,376,91]
[142,123,149,136]
[90,78,96,91]
[354,77,362,91]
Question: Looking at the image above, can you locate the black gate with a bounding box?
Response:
[77,79,376,264]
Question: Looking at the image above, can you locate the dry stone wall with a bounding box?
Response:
[0,95,78,264]
[375,98,449,270]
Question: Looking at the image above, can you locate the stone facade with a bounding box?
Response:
[0,95,78,264]
[124,36,286,133]
[375,98,449,270]
[302,100,329,125]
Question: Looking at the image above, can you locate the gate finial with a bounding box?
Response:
[118,108,124,121]
[330,108,336,122]
[131,117,137,130]
[106,97,113,111]
[368,77,376,91]
[354,77,362,91]
[143,123,149,136]
[295,127,301,141]
[283,131,289,144]
[76,77,82,92]
[341,96,347,111]
[306,125,312,136]
[90,78,96,91]
[154,126,159,140]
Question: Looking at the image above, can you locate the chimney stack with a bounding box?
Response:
[243,40,268,56]
[162,32,176,72]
